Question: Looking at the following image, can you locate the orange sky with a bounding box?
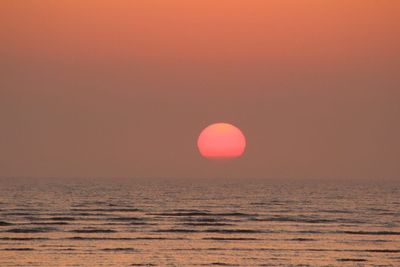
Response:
[1,1,399,179]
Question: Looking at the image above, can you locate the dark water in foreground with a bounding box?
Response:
[0,178,399,266]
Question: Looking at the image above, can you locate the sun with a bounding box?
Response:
[197,122,246,159]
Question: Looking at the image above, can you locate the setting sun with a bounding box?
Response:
[197,123,246,159]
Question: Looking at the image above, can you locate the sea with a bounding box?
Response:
[0,178,399,266]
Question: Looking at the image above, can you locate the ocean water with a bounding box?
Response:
[0,178,399,266]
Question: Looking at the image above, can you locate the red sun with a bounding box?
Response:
[197,123,246,159]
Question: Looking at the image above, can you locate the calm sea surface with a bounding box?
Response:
[0,178,399,266]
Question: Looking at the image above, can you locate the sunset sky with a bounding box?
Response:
[1,1,399,179]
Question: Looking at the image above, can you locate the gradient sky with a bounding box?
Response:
[1,1,399,179]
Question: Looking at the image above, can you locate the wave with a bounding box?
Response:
[172,209,210,212]
[214,212,258,217]
[317,209,354,214]
[365,249,400,253]
[5,227,58,233]
[2,212,34,216]
[250,201,284,206]
[25,214,75,221]
[128,221,149,225]
[70,208,141,212]
[106,217,146,221]
[70,229,116,233]
[49,248,76,251]
[156,229,198,233]
[25,216,75,221]
[71,213,109,217]
[150,211,210,216]
[223,247,400,254]
[150,211,256,217]
[2,248,34,251]
[67,237,187,241]
[204,229,264,234]
[251,216,363,224]
[49,217,76,221]
[1,208,41,212]
[0,221,13,226]
[203,237,259,241]
[297,230,325,234]
[30,222,69,225]
[72,201,114,207]
[155,228,264,234]
[342,230,400,235]
[0,237,49,241]
[209,263,236,266]
[337,258,367,262]
[102,248,135,252]
[180,217,233,223]
[290,238,316,242]
[180,222,233,227]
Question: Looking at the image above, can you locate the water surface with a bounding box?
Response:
[0,178,399,266]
